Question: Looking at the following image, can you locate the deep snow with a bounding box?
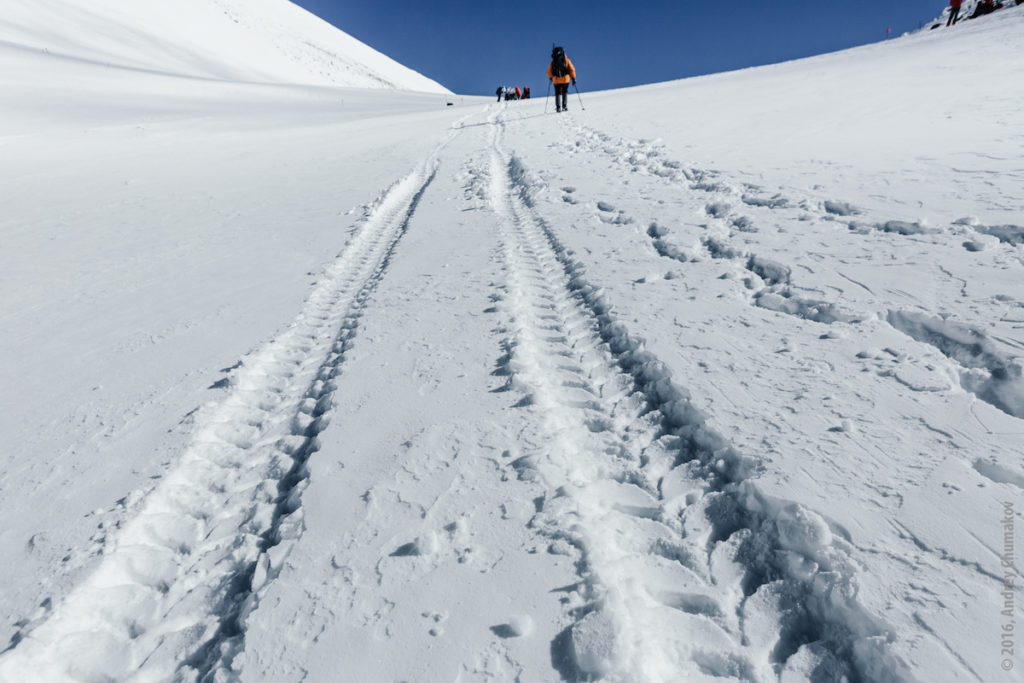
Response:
[1,3,1022,683]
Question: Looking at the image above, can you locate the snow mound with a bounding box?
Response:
[3,0,449,92]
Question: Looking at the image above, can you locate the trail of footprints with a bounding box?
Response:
[487,111,905,681]
[567,121,1024,252]
[563,119,1024,423]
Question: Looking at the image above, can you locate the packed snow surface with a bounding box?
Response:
[1,5,1023,683]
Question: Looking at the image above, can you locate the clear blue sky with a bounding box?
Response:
[292,0,945,94]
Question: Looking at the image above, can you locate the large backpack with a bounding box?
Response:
[551,47,568,78]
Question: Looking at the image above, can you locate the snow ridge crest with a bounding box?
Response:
[2,0,449,92]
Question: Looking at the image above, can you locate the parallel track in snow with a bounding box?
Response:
[0,105,915,682]
[485,110,908,682]
[0,127,456,683]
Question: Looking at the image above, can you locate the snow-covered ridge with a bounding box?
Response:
[2,0,449,92]
[927,0,1023,28]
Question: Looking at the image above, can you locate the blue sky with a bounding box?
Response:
[292,1,945,94]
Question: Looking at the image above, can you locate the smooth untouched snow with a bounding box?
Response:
[4,0,450,92]
[1,5,1023,683]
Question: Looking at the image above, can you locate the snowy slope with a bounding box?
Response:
[1,4,1023,683]
[2,0,449,92]
[929,0,1022,27]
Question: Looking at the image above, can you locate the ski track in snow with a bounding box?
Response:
[4,8,1024,680]
[0,120,467,682]
[484,109,909,682]
[2,96,1017,681]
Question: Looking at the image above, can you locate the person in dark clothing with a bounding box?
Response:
[547,46,577,113]
[947,0,962,26]
[496,86,503,102]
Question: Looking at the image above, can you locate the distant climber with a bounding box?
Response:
[547,46,577,113]
[947,0,962,26]
[496,86,503,102]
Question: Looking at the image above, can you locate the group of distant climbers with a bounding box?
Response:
[496,86,530,101]
[943,0,1022,27]
[494,45,579,113]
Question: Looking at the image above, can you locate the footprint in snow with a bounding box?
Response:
[594,201,632,225]
[976,224,1024,246]
[705,202,731,218]
[490,615,534,639]
[647,222,669,238]
[422,610,448,637]
[731,216,757,233]
[741,194,789,210]
[823,200,860,216]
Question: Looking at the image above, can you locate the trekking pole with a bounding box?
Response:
[573,82,585,111]
[545,80,552,114]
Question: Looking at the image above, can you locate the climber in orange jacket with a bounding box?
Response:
[547,46,576,113]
